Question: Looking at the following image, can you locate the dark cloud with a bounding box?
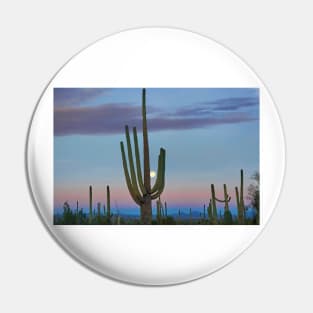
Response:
[208,96,259,111]
[175,96,258,116]
[54,88,111,107]
[54,103,139,135]
[54,101,257,136]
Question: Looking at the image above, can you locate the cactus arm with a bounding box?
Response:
[215,196,231,203]
[120,141,143,205]
[133,127,146,195]
[150,152,162,193]
[151,149,166,199]
[212,183,231,203]
[151,148,165,194]
[215,195,231,202]
[125,126,145,202]
[142,88,151,193]
[223,184,230,212]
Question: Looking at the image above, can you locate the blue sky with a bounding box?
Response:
[54,88,259,212]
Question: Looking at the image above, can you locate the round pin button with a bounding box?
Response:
[26,28,285,285]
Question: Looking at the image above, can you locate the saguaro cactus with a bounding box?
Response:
[120,88,166,224]
[235,169,245,224]
[89,185,93,224]
[207,200,213,222]
[211,183,232,224]
[106,185,111,223]
[210,184,219,224]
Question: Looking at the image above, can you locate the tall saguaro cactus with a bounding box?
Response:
[89,185,93,224]
[235,169,245,224]
[106,185,111,223]
[120,88,166,224]
[210,185,219,224]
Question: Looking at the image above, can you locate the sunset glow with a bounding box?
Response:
[54,88,259,214]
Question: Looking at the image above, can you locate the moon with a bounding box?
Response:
[150,170,156,178]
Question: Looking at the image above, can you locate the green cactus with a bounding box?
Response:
[89,185,92,224]
[164,201,168,217]
[222,184,231,211]
[211,183,232,224]
[235,169,245,224]
[223,210,233,225]
[120,88,166,224]
[207,200,212,222]
[213,184,231,206]
[210,184,218,224]
[106,185,111,224]
[221,184,233,224]
[189,208,192,224]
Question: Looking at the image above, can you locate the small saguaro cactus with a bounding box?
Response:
[221,184,233,224]
[235,169,245,224]
[211,183,232,224]
[89,185,93,224]
[120,88,166,224]
[189,208,192,224]
[106,185,111,223]
[207,200,212,222]
[210,185,219,224]
[212,184,231,207]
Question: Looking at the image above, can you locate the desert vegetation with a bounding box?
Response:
[54,89,259,225]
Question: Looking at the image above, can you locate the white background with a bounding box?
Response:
[0,1,311,312]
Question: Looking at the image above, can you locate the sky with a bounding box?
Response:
[54,88,259,213]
